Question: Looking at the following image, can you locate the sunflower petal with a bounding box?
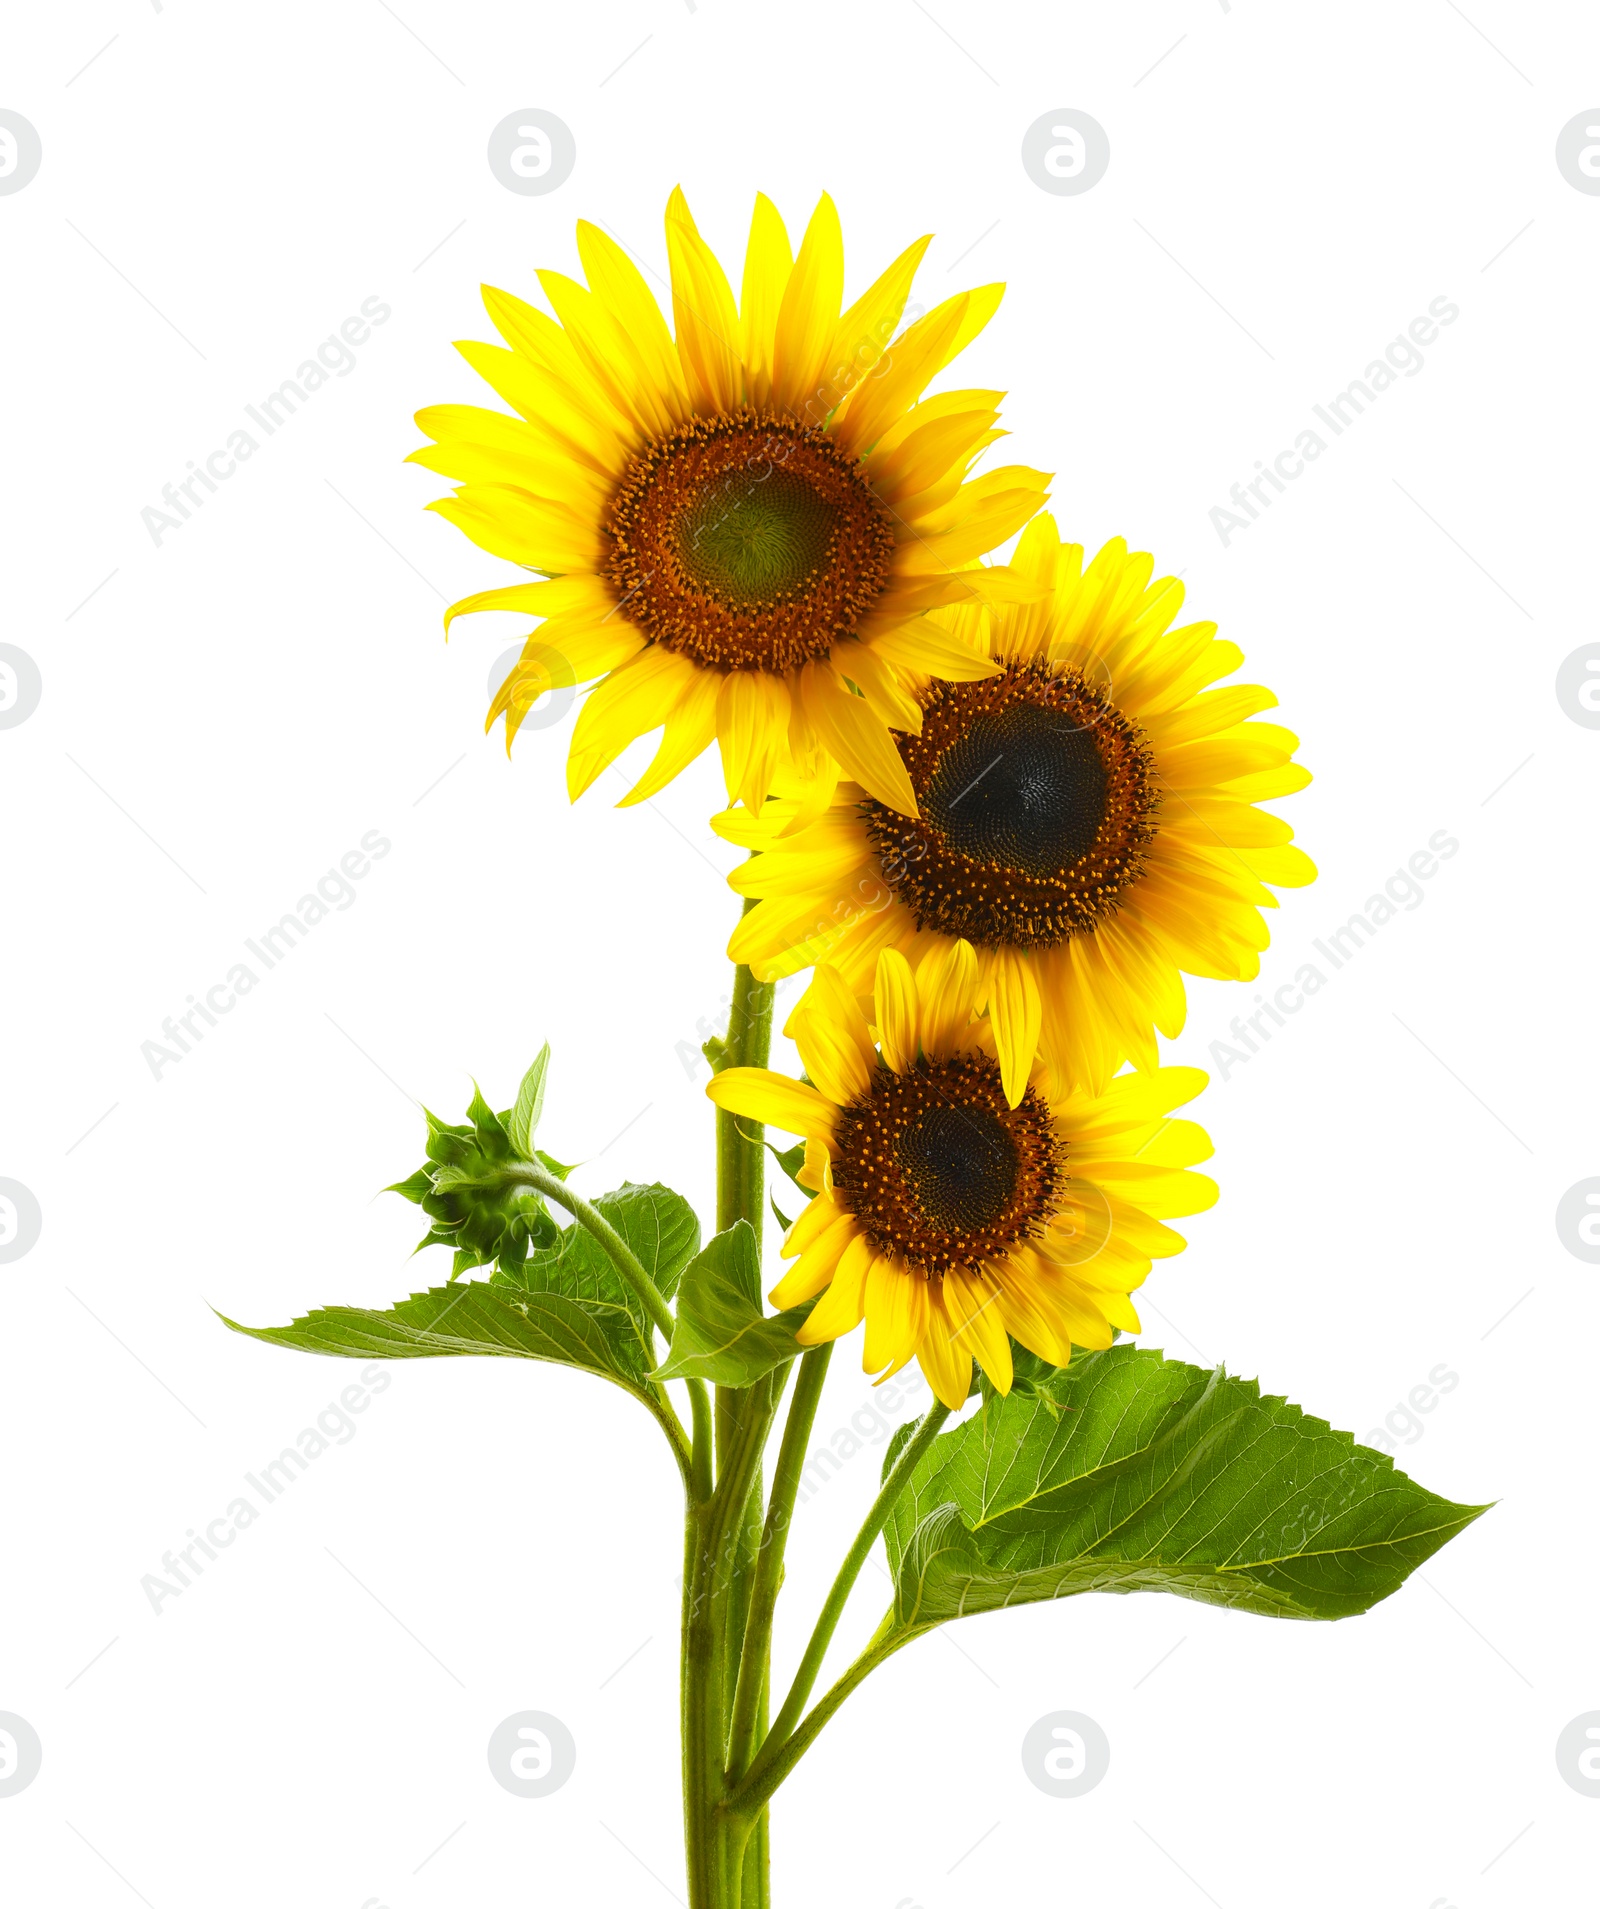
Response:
[705,1067,839,1145]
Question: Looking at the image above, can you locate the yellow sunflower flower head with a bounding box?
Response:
[719,513,1317,1098]
[705,944,1217,1410]
[411,189,1052,815]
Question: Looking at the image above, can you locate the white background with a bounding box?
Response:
[2,3,1596,1905]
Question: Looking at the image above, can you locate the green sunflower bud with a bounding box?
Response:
[387,1053,566,1279]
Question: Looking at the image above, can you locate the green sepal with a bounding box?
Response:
[651,1220,815,1386]
[508,1044,551,1157]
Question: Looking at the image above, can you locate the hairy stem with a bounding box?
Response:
[509,1159,703,1492]
[509,1160,676,1341]
[739,1401,951,1802]
[725,1343,832,1779]
[714,916,782,1901]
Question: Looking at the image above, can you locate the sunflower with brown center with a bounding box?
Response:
[411,189,1051,814]
[706,945,1216,1408]
[719,515,1316,1101]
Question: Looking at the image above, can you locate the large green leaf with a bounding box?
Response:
[218,1279,652,1393]
[652,1221,813,1386]
[885,1347,1487,1629]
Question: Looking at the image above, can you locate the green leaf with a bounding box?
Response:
[652,1221,814,1386]
[218,1279,653,1395]
[885,1346,1487,1630]
[507,1044,551,1157]
[591,1182,701,1301]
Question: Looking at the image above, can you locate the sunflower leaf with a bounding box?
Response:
[589,1182,701,1303]
[217,1279,654,1395]
[507,1043,551,1157]
[651,1220,814,1386]
[885,1346,1487,1629]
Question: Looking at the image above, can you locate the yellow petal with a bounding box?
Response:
[780,1188,844,1260]
[916,1290,973,1409]
[770,193,844,416]
[944,1269,1012,1394]
[489,621,645,747]
[789,963,877,1092]
[830,234,931,401]
[917,939,980,1057]
[443,575,609,638]
[771,1208,858,1307]
[426,488,600,573]
[615,662,721,804]
[986,947,1043,1108]
[834,286,1003,454]
[862,613,1002,683]
[798,662,918,817]
[796,1232,873,1344]
[705,1067,839,1145]
[665,189,742,413]
[863,1259,928,1376]
[716,669,790,811]
[565,644,699,798]
[873,947,919,1071]
[740,192,794,407]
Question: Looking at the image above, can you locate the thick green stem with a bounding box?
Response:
[738,1400,951,1805]
[731,1624,921,1816]
[725,1343,832,1779]
[683,934,779,1908]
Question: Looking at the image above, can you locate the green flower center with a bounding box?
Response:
[601,409,895,673]
[676,465,841,606]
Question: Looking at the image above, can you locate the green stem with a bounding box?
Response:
[705,931,777,1908]
[684,1369,779,1909]
[730,1624,922,1816]
[725,1344,832,1780]
[739,1400,951,1802]
[509,1160,677,1341]
[713,947,775,1232]
[510,1159,704,1493]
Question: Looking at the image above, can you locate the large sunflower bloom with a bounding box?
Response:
[411,189,1050,815]
[706,946,1216,1409]
[719,515,1315,1102]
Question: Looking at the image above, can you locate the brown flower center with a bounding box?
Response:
[599,409,895,672]
[863,661,1158,947]
[832,1051,1063,1276]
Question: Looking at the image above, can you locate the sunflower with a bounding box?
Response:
[719,515,1315,1102]
[411,189,1050,815]
[705,945,1216,1409]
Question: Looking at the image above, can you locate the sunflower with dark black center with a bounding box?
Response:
[861,661,1158,950]
[719,515,1317,1101]
[707,944,1217,1408]
[413,188,1051,816]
